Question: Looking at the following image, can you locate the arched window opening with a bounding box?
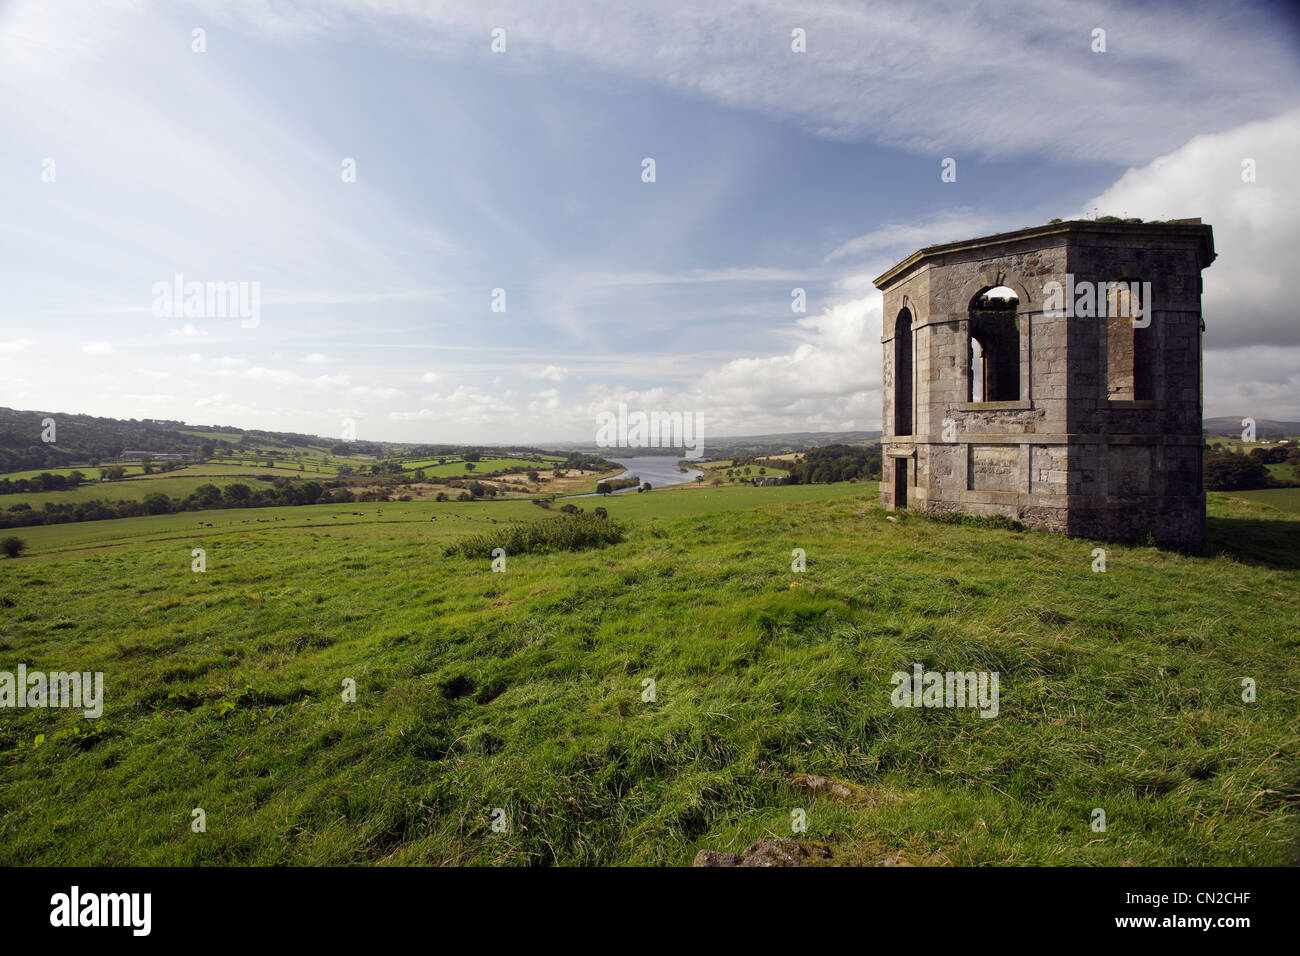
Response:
[968,286,1020,402]
[893,308,913,435]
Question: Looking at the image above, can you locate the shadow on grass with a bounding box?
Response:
[1208,516,1300,570]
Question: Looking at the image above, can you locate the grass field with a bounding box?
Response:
[393,456,564,477]
[1226,487,1300,514]
[2,465,149,482]
[697,458,790,479]
[0,483,1296,866]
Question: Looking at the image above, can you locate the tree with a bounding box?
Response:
[224,483,252,501]
[2,536,26,558]
[193,483,222,506]
[143,492,171,515]
[1204,454,1269,491]
[596,482,612,495]
[464,463,475,472]
[641,482,652,492]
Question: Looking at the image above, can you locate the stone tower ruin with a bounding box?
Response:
[876,219,1215,548]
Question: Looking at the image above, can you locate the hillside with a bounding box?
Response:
[1,482,1296,865]
[1204,417,1300,438]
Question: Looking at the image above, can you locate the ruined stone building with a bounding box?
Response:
[876,219,1214,548]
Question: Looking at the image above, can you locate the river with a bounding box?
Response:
[566,456,704,497]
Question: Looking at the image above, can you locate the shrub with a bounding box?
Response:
[2,536,26,558]
[444,513,626,559]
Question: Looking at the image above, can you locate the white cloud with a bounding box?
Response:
[1082,108,1300,416]
[82,342,113,354]
[0,339,35,353]
[191,0,1299,163]
[1083,108,1300,350]
[531,365,569,383]
[348,384,406,401]
[168,323,210,339]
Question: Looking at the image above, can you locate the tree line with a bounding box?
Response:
[756,444,882,484]
[1203,443,1300,491]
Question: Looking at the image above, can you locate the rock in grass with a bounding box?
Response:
[692,838,832,867]
[789,773,874,803]
[741,838,810,867]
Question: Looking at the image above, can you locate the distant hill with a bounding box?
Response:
[14,400,1298,475]
[0,406,594,475]
[0,407,392,473]
[1204,417,1300,438]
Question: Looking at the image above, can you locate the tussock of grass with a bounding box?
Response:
[443,512,626,558]
[909,509,1027,532]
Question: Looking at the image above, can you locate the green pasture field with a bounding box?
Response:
[1,465,148,482]
[2,466,330,510]
[0,483,1296,866]
[394,456,565,477]
[1226,487,1300,515]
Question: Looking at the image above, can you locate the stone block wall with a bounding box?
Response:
[876,220,1214,549]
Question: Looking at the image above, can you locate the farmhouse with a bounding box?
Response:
[876,219,1214,548]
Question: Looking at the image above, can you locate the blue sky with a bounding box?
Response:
[1,0,1298,442]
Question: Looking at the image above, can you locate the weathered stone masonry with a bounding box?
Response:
[876,219,1214,549]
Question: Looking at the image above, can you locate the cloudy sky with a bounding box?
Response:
[1,0,1298,444]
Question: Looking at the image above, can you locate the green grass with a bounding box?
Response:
[396,456,564,477]
[1,465,148,482]
[0,483,1296,866]
[2,465,339,509]
[1225,487,1300,515]
[445,512,627,558]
